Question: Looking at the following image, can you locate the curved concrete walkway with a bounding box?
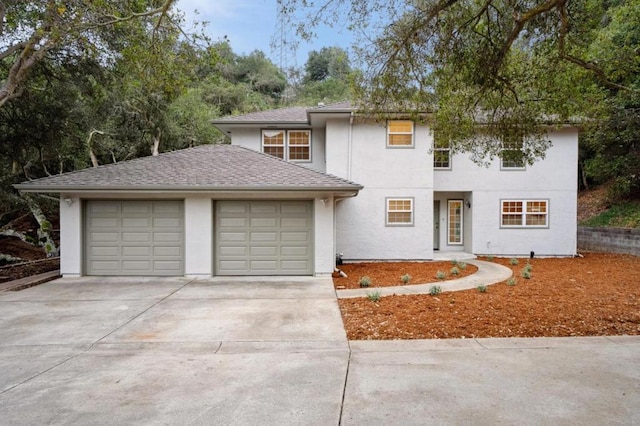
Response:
[336,259,513,299]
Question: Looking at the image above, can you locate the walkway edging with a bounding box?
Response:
[336,260,512,299]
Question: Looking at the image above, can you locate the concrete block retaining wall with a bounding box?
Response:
[577,226,640,256]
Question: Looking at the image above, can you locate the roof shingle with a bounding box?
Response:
[15,145,362,192]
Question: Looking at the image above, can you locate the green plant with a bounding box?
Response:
[429,285,442,296]
[507,277,517,286]
[510,258,519,265]
[401,273,411,284]
[523,262,533,273]
[457,262,467,270]
[486,255,494,261]
[450,266,460,276]
[359,276,372,287]
[521,269,532,279]
[451,259,458,266]
[436,270,446,280]
[367,291,381,302]
[477,285,488,293]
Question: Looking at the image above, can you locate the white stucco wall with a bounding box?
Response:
[59,192,335,277]
[184,197,213,277]
[434,127,579,256]
[332,121,435,260]
[59,197,82,277]
[230,126,327,172]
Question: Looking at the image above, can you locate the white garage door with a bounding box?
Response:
[85,200,184,276]
[216,201,313,275]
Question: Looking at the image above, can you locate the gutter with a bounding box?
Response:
[14,185,364,193]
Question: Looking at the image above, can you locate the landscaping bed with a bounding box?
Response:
[338,252,640,340]
[333,261,477,289]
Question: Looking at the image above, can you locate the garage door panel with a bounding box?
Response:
[122,217,150,228]
[122,232,151,242]
[90,232,119,243]
[122,202,152,214]
[250,232,278,242]
[86,200,183,276]
[216,201,312,276]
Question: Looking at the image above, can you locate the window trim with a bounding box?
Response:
[386,120,415,148]
[261,129,312,163]
[500,199,549,228]
[447,199,464,245]
[433,137,452,170]
[385,197,414,226]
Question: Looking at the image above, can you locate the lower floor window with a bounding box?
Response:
[501,200,548,227]
[386,198,414,226]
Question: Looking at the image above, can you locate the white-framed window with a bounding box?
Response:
[501,200,549,228]
[433,135,451,169]
[501,136,525,169]
[386,198,414,226]
[448,200,463,244]
[262,129,311,162]
[387,120,414,147]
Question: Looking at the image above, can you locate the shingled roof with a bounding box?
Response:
[15,145,363,193]
[210,102,355,125]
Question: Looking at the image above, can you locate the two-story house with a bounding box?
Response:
[16,102,578,278]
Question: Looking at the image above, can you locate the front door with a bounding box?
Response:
[433,201,440,250]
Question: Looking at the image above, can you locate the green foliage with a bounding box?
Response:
[486,255,494,262]
[580,201,640,228]
[477,285,488,293]
[359,276,372,287]
[435,271,446,280]
[366,291,381,302]
[457,262,467,270]
[401,273,411,284]
[506,277,517,286]
[429,285,442,296]
[510,258,519,266]
[521,268,532,280]
[450,266,460,276]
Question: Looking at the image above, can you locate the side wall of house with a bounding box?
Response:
[329,119,435,260]
[230,127,326,173]
[434,127,579,256]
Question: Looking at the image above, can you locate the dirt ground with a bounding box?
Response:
[0,236,59,281]
[338,252,640,340]
[333,261,478,289]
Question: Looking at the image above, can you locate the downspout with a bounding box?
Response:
[347,112,354,180]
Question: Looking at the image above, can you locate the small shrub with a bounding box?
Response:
[359,276,372,287]
[401,273,411,284]
[510,258,519,266]
[507,277,517,286]
[477,285,488,293]
[521,269,532,279]
[436,270,446,280]
[367,291,381,302]
[457,262,467,270]
[450,266,460,276]
[486,255,494,261]
[523,262,533,273]
[451,259,458,266]
[429,285,442,296]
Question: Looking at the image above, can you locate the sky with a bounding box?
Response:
[176,0,355,69]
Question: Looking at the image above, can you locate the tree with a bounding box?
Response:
[0,0,176,108]
[303,46,351,83]
[278,0,639,169]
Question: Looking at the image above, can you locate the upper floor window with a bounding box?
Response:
[501,136,525,169]
[262,130,311,162]
[386,198,414,226]
[387,120,414,147]
[501,200,548,228]
[433,135,451,169]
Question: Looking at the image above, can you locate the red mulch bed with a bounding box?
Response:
[333,261,477,289]
[338,252,640,340]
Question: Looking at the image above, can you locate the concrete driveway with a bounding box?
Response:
[1,277,639,425]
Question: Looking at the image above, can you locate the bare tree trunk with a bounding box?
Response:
[22,194,59,257]
[151,129,161,156]
[86,129,105,167]
[580,161,589,191]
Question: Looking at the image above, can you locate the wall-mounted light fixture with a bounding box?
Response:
[63,197,73,206]
[465,200,471,209]
[320,197,329,207]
